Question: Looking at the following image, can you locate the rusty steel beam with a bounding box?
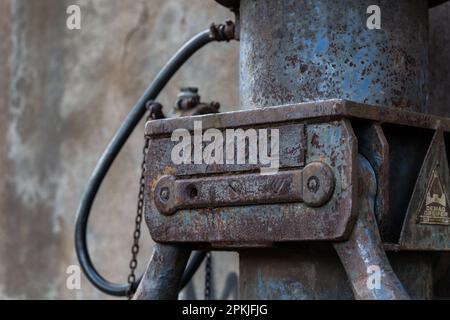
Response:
[133,244,190,300]
[334,156,409,300]
[146,100,450,136]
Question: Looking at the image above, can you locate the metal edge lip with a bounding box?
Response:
[145,99,450,136]
[145,99,344,136]
[215,0,449,9]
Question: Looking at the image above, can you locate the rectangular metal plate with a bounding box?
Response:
[147,123,306,177]
[144,101,358,247]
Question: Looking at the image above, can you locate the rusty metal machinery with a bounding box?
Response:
[143,99,450,300]
[76,0,450,300]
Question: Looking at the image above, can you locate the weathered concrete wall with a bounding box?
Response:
[0,0,239,299]
[0,0,449,300]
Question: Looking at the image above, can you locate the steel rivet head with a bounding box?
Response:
[302,162,335,207]
[160,187,170,202]
[307,176,320,194]
[154,175,177,216]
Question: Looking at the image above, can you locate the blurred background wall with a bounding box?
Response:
[0,0,449,300]
[0,0,239,299]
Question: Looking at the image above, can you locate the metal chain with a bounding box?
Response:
[204,252,212,300]
[126,112,152,299]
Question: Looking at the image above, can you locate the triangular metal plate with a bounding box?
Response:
[399,130,450,251]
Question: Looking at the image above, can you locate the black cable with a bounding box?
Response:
[75,29,214,297]
[180,251,208,291]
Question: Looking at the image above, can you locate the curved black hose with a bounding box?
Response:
[75,29,214,297]
[180,251,208,290]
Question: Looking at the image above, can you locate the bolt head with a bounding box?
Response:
[307,176,320,194]
[160,187,170,202]
[302,162,335,207]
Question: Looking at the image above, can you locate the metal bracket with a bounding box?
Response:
[145,99,450,249]
[153,162,334,216]
[145,102,358,247]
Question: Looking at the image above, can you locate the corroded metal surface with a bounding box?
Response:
[353,123,390,223]
[334,156,410,300]
[230,0,446,301]
[399,130,450,250]
[145,100,450,247]
[145,99,450,298]
[240,0,429,112]
[239,245,354,300]
[153,162,334,216]
[146,100,450,137]
[145,118,357,246]
[133,244,190,300]
[147,121,306,177]
[388,253,434,300]
[301,162,335,208]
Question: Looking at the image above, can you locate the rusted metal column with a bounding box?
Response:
[240,0,429,112]
[238,0,432,300]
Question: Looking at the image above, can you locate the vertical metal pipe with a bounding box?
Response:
[238,0,431,299]
[240,0,429,112]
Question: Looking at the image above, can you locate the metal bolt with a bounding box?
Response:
[302,162,335,207]
[160,187,170,202]
[176,87,201,111]
[307,176,320,194]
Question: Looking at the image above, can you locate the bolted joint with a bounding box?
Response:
[146,101,165,120]
[302,162,335,208]
[176,87,201,111]
[174,87,221,117]
[153,175,177,216]
[210,21,236,42]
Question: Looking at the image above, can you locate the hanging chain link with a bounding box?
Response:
[126,104,157,299]
[204,252,212,300]
[125,100,214,299]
